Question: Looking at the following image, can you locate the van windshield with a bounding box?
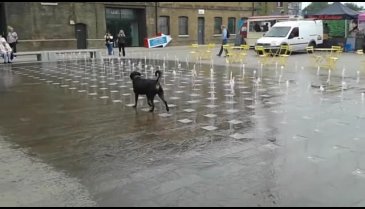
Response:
[264,26,291,37]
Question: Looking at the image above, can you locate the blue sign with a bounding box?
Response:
[146,34,172,48]
[149,36,167,47]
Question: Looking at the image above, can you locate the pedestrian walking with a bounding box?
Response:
[217,25,228,57]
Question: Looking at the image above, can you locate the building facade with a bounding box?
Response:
[0,2,290,51]
[287,2,302,16]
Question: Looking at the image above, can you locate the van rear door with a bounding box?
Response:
[315,20,324,45]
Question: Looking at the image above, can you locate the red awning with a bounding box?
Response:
[306,15,344,20]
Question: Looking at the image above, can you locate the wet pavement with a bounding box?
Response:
[1,48,365,206]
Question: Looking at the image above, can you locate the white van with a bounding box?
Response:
[255,20,323,52]
[246,15,304,47]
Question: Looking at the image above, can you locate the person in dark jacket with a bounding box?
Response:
[117,29,126,57]
[254,22,262,32]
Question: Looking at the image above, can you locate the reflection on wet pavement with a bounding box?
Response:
[0,55,365,206]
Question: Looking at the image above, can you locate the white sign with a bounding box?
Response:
[198,9,205,15]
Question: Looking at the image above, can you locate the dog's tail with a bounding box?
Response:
[155,70,162,83]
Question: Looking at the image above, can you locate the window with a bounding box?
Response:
[249,20,276,32]
[159,16,170,35]
[250,21,263,32]
[179,16,188,35]
[289,27,299,38]
[264,26,291,37]
[214,17,222,34]
[228,17,236,35]
[277,2,283,8]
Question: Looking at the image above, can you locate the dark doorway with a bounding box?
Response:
[198,17,205,45]
[105,8,146,47]
[75,23,87,49]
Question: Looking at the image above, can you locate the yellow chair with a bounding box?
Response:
[226,45,242,64]
[238,44,250,64]
[276,45,292,66]
[325,56,339,70]
[226,44,248,64]
[241,44,250,52]
[190,44,199,60]
[306,46,323,67]
[306,46,339,70]
[254,45,271,66]
[320,47,340,70]
[222,44,232,63]
[321,45,342,70]
[201,43,215,60]
[330,45,343,59]
[198,44,208,60]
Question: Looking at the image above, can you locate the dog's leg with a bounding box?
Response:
[147,95,155,112]
[150,101,155,112]
[147,99,152,107]
[133,93,139,108]
[158,92,169,112]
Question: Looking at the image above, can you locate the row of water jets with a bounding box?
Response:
[2,52,365,175]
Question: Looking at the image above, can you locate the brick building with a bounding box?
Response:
[0,2,293,51]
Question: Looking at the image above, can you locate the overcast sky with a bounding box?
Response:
[301,2,365,9]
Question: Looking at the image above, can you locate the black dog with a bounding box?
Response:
[130,70,169,112]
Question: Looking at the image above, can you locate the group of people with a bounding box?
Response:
[253,22,269,32]
[104,29,126,56]
[2,26,125,62]
[1,26,18,64]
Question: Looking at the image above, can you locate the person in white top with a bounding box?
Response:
[0,37,13,64]
[7,26,18,57]
[104,32,114,55]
